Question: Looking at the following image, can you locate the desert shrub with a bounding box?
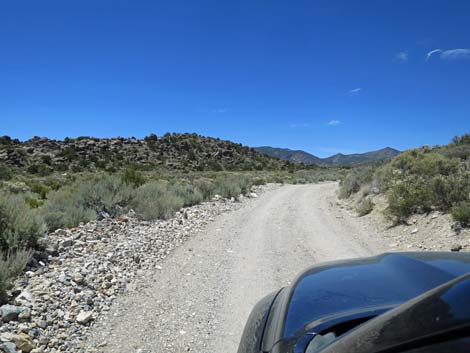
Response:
[74,175,134,216]
[428,172,470,209]
[40,188,96,230]
[170,182,204,207]
[28,182,50,199]
[452,201,470,226]
[391,150,459,177]
[27,163,53,176]
[0,249,31,303]
[339,135,470,222]
[121,168,145,187]
[41,174,133,230]
[339,166,375,199]
[451,133,470,146]
[386,177,433,221]
[25,197,44,208]
[0,164,12,181]
[441,144,470,160]
[252,177,267,186]
[356,197,374,216]
[0,193,45,252]
[194,178,215,199]
[3,181,29,194]
[132,181,184,220]
[212,174,253,198]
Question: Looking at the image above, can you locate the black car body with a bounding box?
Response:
[237,252,470,353]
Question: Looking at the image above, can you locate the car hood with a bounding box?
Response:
[266,252,470,352]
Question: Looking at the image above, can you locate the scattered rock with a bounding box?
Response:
[451,244,463,252]
[76,311,93,325]
[410,228,419,234]
[452,221,463,235]
[97,211,111,220]
[18,308,31,322]
[0,305,28,323]
[407,218,417,225]
[0,342,18,353]
[0,185,268,353]
[8,333,35,353]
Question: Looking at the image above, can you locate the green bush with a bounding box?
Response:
[0,250,31,303]
[341,135,470,222]
[252,177,267,186]
[452,201,470,226]
[41,188,96,230]
[386,177,433,221]
[27,163,53,176]
[121,168,145,187]
[25,197,44,208]
[194,178,215,199]
[356,197,374,217]
[76,175,134,216]
[170,182,204,207]
[0,193,45,252]
[41,174,134,230]
[451,133,470,146]
[132,181,184,220]
[339,166,375,199]
[28,182,50,199]
[0,164,12,181]
[212,174,252,198]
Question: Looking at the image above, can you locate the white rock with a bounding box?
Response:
[76,311,93,324]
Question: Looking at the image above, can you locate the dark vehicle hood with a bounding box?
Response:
[266,252,470,352]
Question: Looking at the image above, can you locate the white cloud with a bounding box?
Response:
[289,123,310,128]
[349,88,362,94]
[395,51,408,62]
[441,49,470,60]
[327,120,341,126]
[426,49,442,61]
[426,48,470,61]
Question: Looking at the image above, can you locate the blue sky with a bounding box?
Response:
[1,0,469,157]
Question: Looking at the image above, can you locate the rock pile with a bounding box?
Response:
[0,191,260,353]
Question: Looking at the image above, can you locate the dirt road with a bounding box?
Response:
[88,183,388,353]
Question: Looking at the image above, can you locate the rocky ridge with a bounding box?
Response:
[0,188,263,353]
[0,134,291,172]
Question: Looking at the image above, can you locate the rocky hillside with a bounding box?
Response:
[254,146,400,166]
[0,134,294,173]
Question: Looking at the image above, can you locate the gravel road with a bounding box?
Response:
[88,183,388,353]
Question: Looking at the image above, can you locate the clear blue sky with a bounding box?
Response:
[1,0,469,157]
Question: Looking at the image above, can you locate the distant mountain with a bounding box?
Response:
[321,147,401,166]
[254,146,324,165]
[254,146,400,167]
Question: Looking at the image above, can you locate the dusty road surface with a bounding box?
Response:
[88,183,388,353]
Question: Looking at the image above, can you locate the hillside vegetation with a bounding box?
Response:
[0,133,293,173]
[340,134,470,225]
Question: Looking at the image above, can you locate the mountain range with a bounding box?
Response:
[254,146,400,166]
